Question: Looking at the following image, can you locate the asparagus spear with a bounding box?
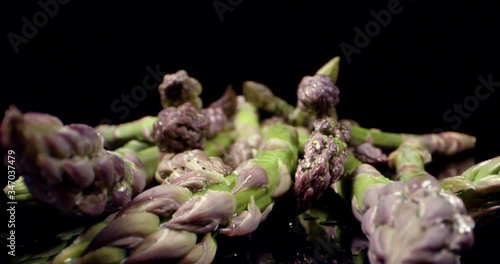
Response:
[348,125,476,155]
[165,121,299,235]
[387,138,500,221]
[5,141,161,205]
[334,138,475,264]
[242,80,310,127]
[53,121,299,263]
[335,159,475,264]
[95,117,157,149]
[339,119,388,164]
[158,69,203,110]
[223,96,262,169]
[151,102,210,153]
[155,149,233,189]
[201,85,237,138]
[243,55,476,157]
[95,84,236,149]
[316,56,341,84]
[1,106,159,217]
[440,156,500,219]
[294,117,349,212]
[296,72,340,120]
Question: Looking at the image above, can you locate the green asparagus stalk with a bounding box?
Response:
[0,106,158,217]
[223,96,262,169]
[242,80,310,126]
[53,121,299,263]
[95,117,157,149]
[387,137,432,182]
[4,176,32,201]
[203,129,236,157]
[440,156,500,219]
[348,125,476,155]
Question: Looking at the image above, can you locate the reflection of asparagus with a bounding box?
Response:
[54,121,299,263]
[11,226,85,264]
[1,106,156,217]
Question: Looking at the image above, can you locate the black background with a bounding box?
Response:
[1,0,500,263]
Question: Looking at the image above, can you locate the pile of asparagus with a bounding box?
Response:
[2,57,499,264]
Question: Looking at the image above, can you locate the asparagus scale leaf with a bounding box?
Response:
[1,106,153,217]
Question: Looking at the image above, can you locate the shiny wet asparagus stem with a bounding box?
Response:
[53,121,299,263]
